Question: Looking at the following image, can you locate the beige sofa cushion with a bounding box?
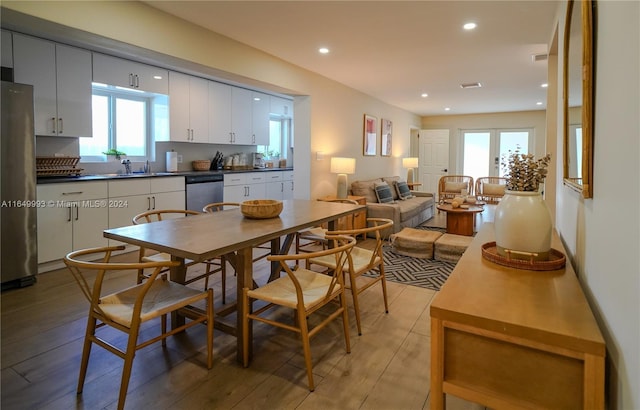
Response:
[483,183,506,196]
[444,181,468,192]
[351,178,381,203]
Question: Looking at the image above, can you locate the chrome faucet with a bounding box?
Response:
[143,160,151,174]
[121,159,132,174]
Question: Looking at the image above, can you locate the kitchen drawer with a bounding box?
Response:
[108,179,150,198]
[37,181,107,201]
[264,171,283,182]
[224,173,247,186]
[245,173,266,184]
[150,176,184,193]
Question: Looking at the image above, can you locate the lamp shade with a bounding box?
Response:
[330,157,356,174]
[402,157,419,169]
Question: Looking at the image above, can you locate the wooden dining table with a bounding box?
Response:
[103,199,365,362]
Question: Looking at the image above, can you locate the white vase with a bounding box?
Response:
[493,190,552,261]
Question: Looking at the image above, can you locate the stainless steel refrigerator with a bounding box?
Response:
[1,81,37,289]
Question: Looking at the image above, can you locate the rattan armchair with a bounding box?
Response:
[437,175,474,202]
[475,176,507,204]
[64,245,214,410]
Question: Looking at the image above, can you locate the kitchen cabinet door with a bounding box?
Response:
[209,81,233,144]
[93,53,168,94]
[252,91,270,145]
[36,182,108,263]
[169,72,209,143]
[13,34,92,137]
[37,205,72,264]
[231,87,253,144]
[270,95,293,117]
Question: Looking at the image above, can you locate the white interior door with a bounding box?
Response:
[419,129,449,195]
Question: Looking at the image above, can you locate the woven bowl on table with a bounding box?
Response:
[240,199,283,219]
[192,160,211,171]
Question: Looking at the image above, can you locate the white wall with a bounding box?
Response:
[2,1,420,200]
[555,1,639,408]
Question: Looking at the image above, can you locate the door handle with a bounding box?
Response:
[441,168,448,172]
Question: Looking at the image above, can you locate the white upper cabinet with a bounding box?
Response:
[13,34,92,137]
[93,53,168,95]
[168,71,209,143]
[252,91,270,146]
[208,81,233,144]
[231,87,253,144]
[209,83,268,145]
[270,96,293,117]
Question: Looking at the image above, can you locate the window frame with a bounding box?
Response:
[80,85,154,163]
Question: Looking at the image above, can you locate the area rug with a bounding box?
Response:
[380,243,456,291]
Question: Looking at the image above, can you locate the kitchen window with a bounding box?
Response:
[80,84,168,162]
[259,116,291,161]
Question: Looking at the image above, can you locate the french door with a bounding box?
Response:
[461,129,533,181]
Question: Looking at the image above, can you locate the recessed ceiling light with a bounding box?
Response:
[463,22,477,30]
[318,47,330,54]
[253,97,261,101]
[460,82,482,89]
[444,107,451,111]
[421,93,428,98]
[541,83,548,88]
[536,102,543,105]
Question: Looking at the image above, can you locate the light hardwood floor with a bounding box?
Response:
[1,208,493,410]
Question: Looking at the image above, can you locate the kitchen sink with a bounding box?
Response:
[85,172,178,178]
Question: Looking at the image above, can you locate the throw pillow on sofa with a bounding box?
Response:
[394,180,414,200]
[374,181,394,203]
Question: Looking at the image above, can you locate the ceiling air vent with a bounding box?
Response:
[460,82,482,89]
[532,53,548,62]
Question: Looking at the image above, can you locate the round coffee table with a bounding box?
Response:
[436,203,484,236]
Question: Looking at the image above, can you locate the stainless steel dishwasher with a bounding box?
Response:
[185,174,224,212]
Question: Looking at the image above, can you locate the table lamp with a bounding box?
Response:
[402,157,419,184]
[330,157,356,199]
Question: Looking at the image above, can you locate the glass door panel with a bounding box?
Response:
[498,130,530,177]
[462,132,490,183]
[462,129,532,180]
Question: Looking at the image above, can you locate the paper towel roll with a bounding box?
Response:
[166,151,178,172]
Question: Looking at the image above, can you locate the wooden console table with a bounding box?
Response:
[430,223,605,409]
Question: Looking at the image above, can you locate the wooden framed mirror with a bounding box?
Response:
[563,0,594,198]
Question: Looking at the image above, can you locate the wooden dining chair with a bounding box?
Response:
[294,198,360,255]
[308,218,394,335]
[242,234,356,391]
[132,209,229,300]
[64,245,214,410]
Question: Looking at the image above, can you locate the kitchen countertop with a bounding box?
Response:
[37,167,294,184]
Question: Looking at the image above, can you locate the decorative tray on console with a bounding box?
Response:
[481,241,566,271]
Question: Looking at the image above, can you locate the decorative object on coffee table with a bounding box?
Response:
[494,149,552,261]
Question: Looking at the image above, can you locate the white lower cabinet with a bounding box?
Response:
[224,172,266,203]
[36,182,108,263]
[108,177,185,234]
[265,171,294,200]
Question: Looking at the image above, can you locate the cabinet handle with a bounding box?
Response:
[147,196,151,211]
[135,74,140,88]
[232,132,236,143]
[129,73,134,87]
[281,182,284,193]
[190,129,194,141]
[58,118,63,134]
[252,134,256,144]
[152,196,156,210]
[62,191,83,196]
[67,206,72,222]
[74,203,79,221]
[51,117,57,134]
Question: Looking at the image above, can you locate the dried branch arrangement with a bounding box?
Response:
[501,149,551,192]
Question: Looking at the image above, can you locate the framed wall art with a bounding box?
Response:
[363,114,377,156]
[381,118,392,156]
